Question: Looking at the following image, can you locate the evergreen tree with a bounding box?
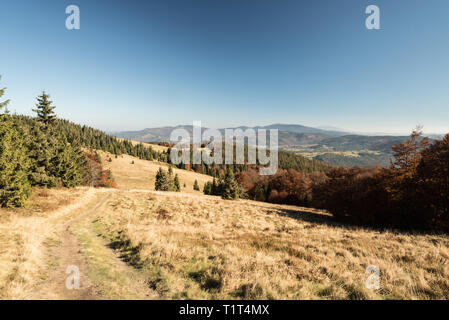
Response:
[155,167,165,191]
[193,179,200,191]
[27,121,58,187]
[203,181,212,195]
[0,78,32,207]
[155,167,172,191]
[155,167,179,192]
[221,167,239,200]
[174,174,181,192]
[51,137,85,187]
[167,166,174,190]
[33,91,56,132]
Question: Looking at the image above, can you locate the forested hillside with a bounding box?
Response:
[0,75,330,209]
[0,76,170,207]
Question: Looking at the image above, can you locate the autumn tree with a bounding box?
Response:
[415,134,449,229]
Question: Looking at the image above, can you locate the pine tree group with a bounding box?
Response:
[0,76,31,207]
[155,167,181,192]
[203,168,239,200]
[0,79,95,207]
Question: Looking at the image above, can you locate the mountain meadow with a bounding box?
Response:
[1,79,449,300]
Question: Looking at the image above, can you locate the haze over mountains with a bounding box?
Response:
[112,124,428,167]
[113,124,347,142]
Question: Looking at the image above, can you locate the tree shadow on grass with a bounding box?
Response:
[270,205,445,236]
[273,207,347,228]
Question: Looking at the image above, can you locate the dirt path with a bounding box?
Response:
[29,194,110,299]
[29,190,158,300]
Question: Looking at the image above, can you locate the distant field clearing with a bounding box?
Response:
[99,151,212,193]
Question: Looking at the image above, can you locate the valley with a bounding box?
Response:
[112,124,415,167]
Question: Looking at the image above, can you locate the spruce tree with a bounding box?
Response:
[27,122,58,187]
[0,78,32,207]
[51,136,85,187]
[33,91,56,132]
[30,92,59,186]
[174,174,181,192]
[221,167,239,200]
[155,167,169,191]
[167,166,174,190]
[203,181,212,195]
[193,179,200,191]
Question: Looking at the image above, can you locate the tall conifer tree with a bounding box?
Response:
[33,91,56,132]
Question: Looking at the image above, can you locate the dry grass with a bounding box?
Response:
[0,187,95,299]
[94,190,449,300]
[2,151,448,300]
[115,138,169,153]
[99,151,212,193]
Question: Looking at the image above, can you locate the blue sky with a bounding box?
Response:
[1,0,448,134]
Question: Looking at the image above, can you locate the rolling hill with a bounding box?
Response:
[112,124,414,167]
[112,124,346,143]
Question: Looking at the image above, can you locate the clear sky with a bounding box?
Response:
[1,0,448,134]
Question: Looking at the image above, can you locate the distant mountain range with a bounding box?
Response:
[112,124,431,168]
[113,124,348,142]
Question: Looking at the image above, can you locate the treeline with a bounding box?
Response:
[312,128,449,232]
[235,127,449,232]
[0,77,129,207]
[172,142,330,201]
[236,168,325,206]
[13,117,168,162]
[313,152,391,168]
[0,87,90,207]
[171,143,331,178]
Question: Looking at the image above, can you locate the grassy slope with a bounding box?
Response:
[1,151,448,300]
[115,138,169,153]
[95,153,449,300]
[98,151,212,192]
[94,190,449,300]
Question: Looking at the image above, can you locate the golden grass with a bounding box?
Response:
[94,190,449,300]
[70,206,157,299]
[115,138,169,153]
[1,150,448,300]
[0,187,94,299]
[99,151,212,193]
